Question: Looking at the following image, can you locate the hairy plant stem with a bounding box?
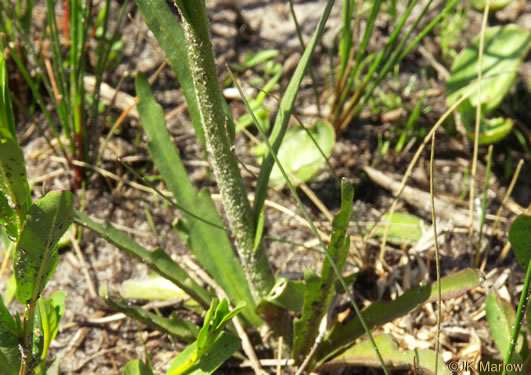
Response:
[176,0,275,302]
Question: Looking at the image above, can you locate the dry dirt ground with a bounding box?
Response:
[1,0,530,374]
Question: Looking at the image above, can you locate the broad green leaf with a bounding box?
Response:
[37,291,66,360]
[253,0,336,221]
[0,129,31,238]
[315,268,482,364]
[0,295,20,375]
[256,120,335,186]
[446,25,530,144]
[14,191,74,304]
[123,360,154,375]
[470,0,513,11]
[486,292,525,368]
[74,210,212,309]
[293,180,353,362]
[135,73,260,326]
[508,215,531,270]
[372,212,424,245]
[134,0,204,150]
[121,273,187,301]
[166,332,241,375]
[447,25,531,112]
[104,294,199,342]
[322,334,450,375]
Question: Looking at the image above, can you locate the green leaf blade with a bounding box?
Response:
[134,0,205,150]
[0,129,31,236]
[322,334,450,375]
[37,291,66,360]
[14,191,74,304]
[74,210,212,309]
[315,268,482,364]
[135,73,260,326]
[123,360,154,375]
[486,292,525,365]
[166,332,241,375]
[508,215,531,270]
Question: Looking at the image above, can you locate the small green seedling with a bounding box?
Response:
[122,298,244,375]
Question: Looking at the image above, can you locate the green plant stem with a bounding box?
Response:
[176,0,275,301]
[501,260,531,375]
[20,302,37,375]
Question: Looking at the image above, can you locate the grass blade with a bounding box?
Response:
[252,0,336,226]
[135,0,205,150]
[104,294,199,342]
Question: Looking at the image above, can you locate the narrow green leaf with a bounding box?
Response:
[135,72,260,326]
[486,292,525,366]
[37,291,66,360]
[74,210,212,309]
[256,120,335,186]
[253,0,336,223]
[134,0,205,150]
[0,51,16,138]
[0,129,31,237]
[14,191,74,304]
[315,268,482,364]
[104,295,199,342]
[166,332,241,375]
[508,215,531,270]
[321,334,450,375]
[123,360,154,375]
[293,179,354,362]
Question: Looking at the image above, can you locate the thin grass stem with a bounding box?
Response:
[468,0,490,255]
[474,145,493,267]
[429,134,442,375]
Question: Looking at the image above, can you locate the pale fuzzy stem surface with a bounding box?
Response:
[178,1,275,301]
